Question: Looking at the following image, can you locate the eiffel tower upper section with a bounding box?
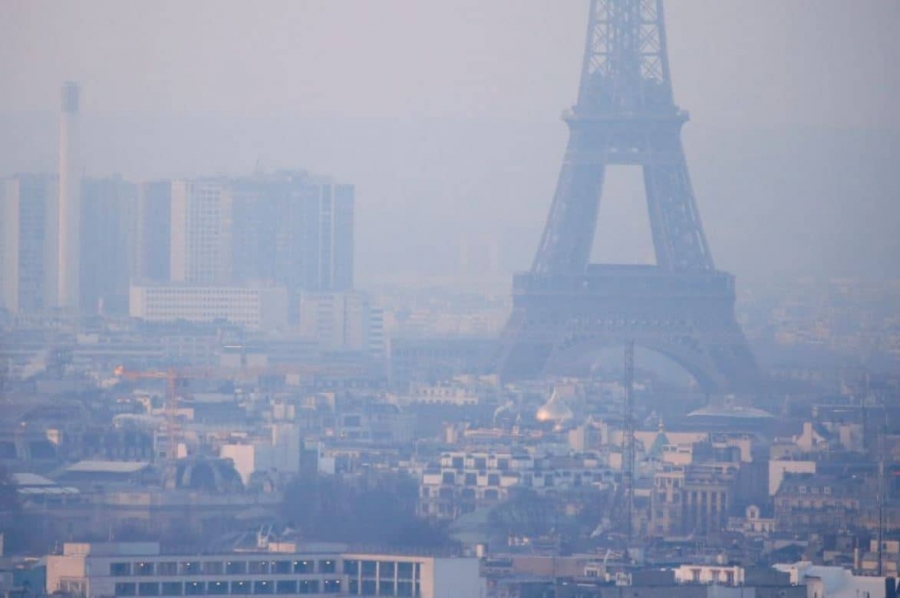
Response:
[531,0,713,276]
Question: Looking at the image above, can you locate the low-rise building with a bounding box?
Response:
[46,541,484,598]
[129,285,288,331]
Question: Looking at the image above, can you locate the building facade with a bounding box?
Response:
[80,176,138,314]
[134,180,172,284]
[170,179,233,285]
[129,285,288,330]
[298,292,382,355]
[0,174,58,313]
[46,542,483,598]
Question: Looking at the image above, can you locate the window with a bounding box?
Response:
[321,580,339,593]
[180,562,201,576]
[157,563,178,576]
[135,563,155,576]
[442,472,455,484]
[298,580,320,595]
[273,561,291,575]
[343,560,359,575]
[318,559,335,574]
[248,561,270,575]
[361,580,377,596]
[184,582,204,596]
[253,581,273,594]
[361,561,377,577]
[225,561,247,575]
[397,562,414,579]
[161,583,182,596]
[464,473,477,486]
[202,562,223,575]
[379,562,396,578]
[206,582,227,596]
[397,581,414,597]
[293,560,314,574]
[275,581,296,595]
[349,580,359,594]
[230,581,250,595]
[116,583,136,597]
[138,583,160,596]
[111,563,131,577]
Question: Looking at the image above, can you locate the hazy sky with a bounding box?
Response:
[2,1,899,287]
[3,0,898,127]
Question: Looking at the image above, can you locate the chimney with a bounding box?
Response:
[57,81,81,311]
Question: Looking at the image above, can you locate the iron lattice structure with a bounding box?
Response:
[498,0,759,394]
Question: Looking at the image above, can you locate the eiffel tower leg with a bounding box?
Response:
[533,143,606,274]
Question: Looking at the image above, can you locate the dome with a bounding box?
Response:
[171,456,244,493]
[535,390,574,423]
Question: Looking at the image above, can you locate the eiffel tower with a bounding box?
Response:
[497,0,759,394]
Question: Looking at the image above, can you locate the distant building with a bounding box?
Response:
[299,291,382,355]
[134,180,171,283]
[0,174,58,313]
[80,176,138,314]
[650,462,738,538]
[129,284,288,330]
[169,179,233,285]
[230,172,354,316]
[45,541,483,598]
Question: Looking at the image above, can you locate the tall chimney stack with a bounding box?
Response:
[57,81,80,312]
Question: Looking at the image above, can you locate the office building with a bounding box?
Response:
[46,541,483,598]
[57,81,81,311]
[230,172,354,317]
[129,284,288,330]
[170,179,232,285]
[0,175,58,313]
[298,291,382,354]
[80,176,137,314]
[134,180,171,283]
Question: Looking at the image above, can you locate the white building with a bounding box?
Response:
[170,179,232,285]
[774,562,890,598]
[46,541,484,598]
[220,423,301,484]
[129,284,288,330]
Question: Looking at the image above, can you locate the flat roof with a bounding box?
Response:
[65,460,151,474]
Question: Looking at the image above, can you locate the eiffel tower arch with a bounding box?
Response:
[497,0,759,394]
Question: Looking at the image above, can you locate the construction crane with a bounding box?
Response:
[113,366,192,469]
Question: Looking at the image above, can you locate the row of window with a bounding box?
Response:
[113,580,339,596]
[342,561,419,579]
[111,560,336,577]
[112,579,421,598]
[112,560,421,580]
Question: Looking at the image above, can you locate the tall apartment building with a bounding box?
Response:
[231,172,354,302]
[134,180,171,283]
[0,175,59,313]
[170,179,233,285]
[80,176,138,314]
